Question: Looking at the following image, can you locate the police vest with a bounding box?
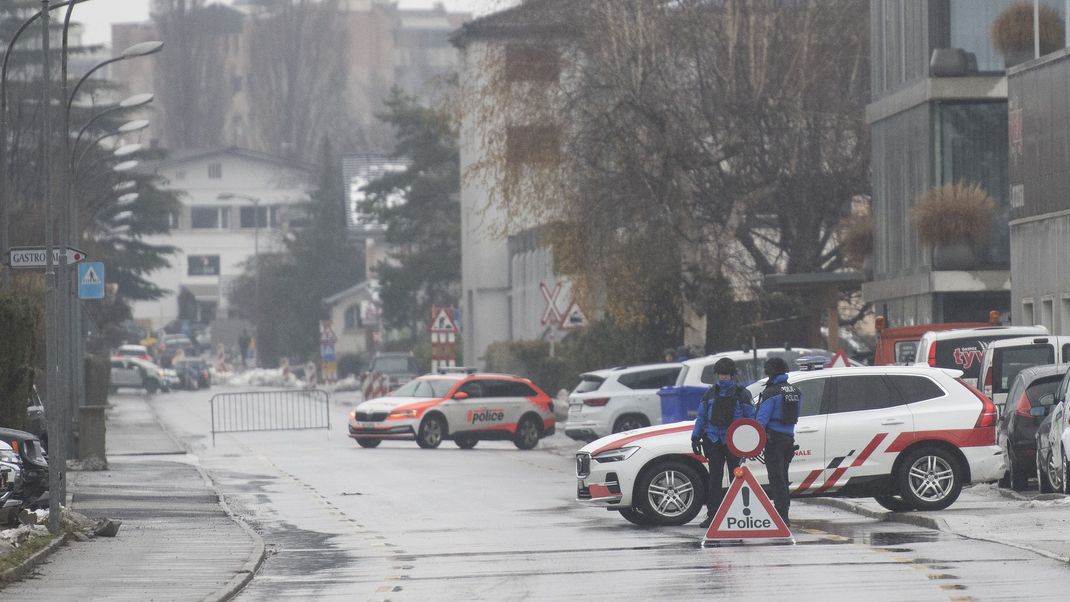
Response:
[708,385,741,428]
[759,382,800,425]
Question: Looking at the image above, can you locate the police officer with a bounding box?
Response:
[691,358,755,528]
[755,356,800,526]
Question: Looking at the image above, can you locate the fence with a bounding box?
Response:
[209,389,331,444]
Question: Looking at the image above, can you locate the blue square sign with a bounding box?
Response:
[78,262,105,300]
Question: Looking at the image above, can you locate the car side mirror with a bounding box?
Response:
[453,392,469,400]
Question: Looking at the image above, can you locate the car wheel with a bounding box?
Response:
[454,437,478,449]
[144,380,158,394]
[613,414,650,434]
[513,415,541,450]
[635,461,705,526]
[416,414,446,449]
[895,446,963,511]
[1037,447,1055,494]
[618,506,654,526]
[873,494,914,512]
[355,438,381,448]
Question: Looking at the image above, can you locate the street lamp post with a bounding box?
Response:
[218,192,262,367]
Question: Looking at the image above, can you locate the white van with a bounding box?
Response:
[914,326,1049,388]
[978,335,1070,410]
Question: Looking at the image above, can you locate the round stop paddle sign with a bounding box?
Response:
[726,418,766,459]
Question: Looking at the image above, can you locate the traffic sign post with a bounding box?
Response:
[7,246,86,269]
[78,262,105,299]
[703,419,794,545]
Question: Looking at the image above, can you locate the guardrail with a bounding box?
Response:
[209,389,331,445]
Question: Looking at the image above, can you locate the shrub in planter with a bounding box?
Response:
[991,2,1064,66]
[838,210,874,268]
[910,183,995,270]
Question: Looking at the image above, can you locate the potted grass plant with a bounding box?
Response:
[991,2,1065,68]
[838,209,874,277]
[910,183,995,271]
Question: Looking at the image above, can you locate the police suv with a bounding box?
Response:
[575,365,1004,526]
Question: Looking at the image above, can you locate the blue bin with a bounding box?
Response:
[657,385,709,423]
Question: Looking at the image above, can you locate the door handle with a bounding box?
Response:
[795,426,820,434]
[881,419,905,425]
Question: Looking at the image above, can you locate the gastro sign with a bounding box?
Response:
[7,246,87,269]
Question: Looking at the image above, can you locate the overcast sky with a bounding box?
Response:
[77,0,505,46]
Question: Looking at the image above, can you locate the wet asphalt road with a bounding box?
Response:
[143,387,1070,600]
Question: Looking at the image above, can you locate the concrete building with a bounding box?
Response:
[130,147,312,331]
[451,2,580,367]
[1007,50,1070,335]
[862,1,1059,326]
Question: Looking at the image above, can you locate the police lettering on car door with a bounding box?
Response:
[467,408,506,424]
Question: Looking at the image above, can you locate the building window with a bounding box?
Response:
[344,305,360,330]
[1061,297,1070,336]
[506,125,560,165]
[239,206,278,229]
[190,206,230,229]
[505,44,560,82]
[949,0,1065,72]
[208,162,223,179]
[1022,299,1035,325]
[1042,297,1055,331]
[169,211,181,229]
[188,255,221,276]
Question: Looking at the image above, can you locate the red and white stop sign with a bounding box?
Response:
[726,418,766,459]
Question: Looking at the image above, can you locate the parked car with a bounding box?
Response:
[677,347,855,388]
[349,371,556,450]
[368,352,419,390]
[157,334,195,368]
[575,365,1002,526]
[997,365,1066,491]
[979,336,1070,411]
[565,363,682,442]
[1035,368,1070,494]
[115,344,153,362]
[174,357,211,390]
[914,325,1049,387]
[110,357,167,394]
[0,427,49,513]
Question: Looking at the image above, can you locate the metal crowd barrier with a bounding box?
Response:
[209,389,331,444]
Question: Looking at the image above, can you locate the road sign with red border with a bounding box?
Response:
[726,418,766,459]
[703,465,792,543]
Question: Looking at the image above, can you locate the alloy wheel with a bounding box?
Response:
[1047,449,1063,492]
[421,419,442,447]
[906,454,955,502]
[646,470,696,518]
[517,419,539,448]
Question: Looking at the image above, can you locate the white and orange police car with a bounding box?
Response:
[348,370,556,450]
[575,366,1005,526]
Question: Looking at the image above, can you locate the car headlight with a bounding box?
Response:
[593,447,639,463]
[387,409,419,420]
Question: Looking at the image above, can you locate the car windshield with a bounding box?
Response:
[389,379,454,398]
[573,376,604,394]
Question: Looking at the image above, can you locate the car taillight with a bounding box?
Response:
[1014,392,1032,419]
[960,379,997,428]
[927,344,937,367]
[982,367,993,398]
[583,398,610,407]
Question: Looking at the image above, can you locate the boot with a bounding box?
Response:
[699,513,714,528]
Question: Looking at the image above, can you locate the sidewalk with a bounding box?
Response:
[1,393,263,601]
[803,483,1070,564]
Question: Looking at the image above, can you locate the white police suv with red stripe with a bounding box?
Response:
[575,365,1004,526]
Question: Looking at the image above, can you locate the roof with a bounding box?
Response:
[985,334,1070,349]
[763,271,867,291]
[1014,364,1069,385]
[450,0,578,48]
[141,146,314,174]
[924,325,1049,340]
[323,280,375,306]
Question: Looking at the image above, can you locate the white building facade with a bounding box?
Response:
[131,147,311,331]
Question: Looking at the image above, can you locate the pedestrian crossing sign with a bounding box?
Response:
[78,262,105,300]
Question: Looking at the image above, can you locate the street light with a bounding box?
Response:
[218,192,263,367]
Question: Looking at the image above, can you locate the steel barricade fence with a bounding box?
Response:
[209,389,331,445]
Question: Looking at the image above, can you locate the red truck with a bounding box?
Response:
[872,312,1001,366]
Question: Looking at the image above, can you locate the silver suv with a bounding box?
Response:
[565,363,682,441]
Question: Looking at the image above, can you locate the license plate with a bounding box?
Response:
[357,422,376,429]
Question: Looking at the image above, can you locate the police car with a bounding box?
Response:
[348,370,556,450]
[575,365,1004,526]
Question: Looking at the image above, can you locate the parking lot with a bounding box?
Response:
[143,387,1070,600]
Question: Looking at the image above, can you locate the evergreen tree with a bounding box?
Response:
[362,90,461,339]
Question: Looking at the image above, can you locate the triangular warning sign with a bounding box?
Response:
[430,308,458,333]
[81,267,99,284]
[828,349,850,368]
[559,302,588,330]
[703,466,792,542]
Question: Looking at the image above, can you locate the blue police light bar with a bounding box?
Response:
[796,356,828,371]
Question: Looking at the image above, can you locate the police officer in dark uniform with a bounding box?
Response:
[691,358,755,528]
[755,356,800,526]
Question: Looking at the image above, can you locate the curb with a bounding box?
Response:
[138,396,268,602]
[0,533,68,586]
[799,497,949,531]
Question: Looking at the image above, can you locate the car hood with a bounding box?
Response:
[355,397,434,413]
[579,420,695,455]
